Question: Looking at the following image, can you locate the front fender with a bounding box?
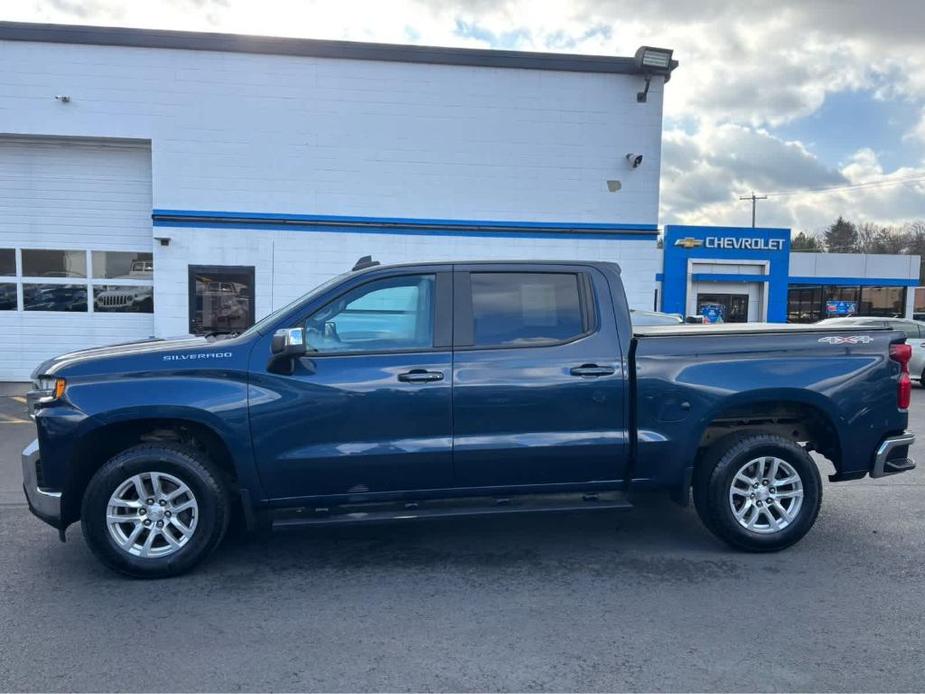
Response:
[35,371,262,522]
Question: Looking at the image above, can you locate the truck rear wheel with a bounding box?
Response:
[693,432,822,552]
[81,443,230,578]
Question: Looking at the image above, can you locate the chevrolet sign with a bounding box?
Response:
[674,236,784,251]
[705,236,784,251]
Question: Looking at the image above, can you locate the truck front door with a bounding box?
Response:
[450,265,628,488]
[248,269,454,501]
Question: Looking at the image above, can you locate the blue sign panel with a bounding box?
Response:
[825,300,857,316]
[661,225,792,323]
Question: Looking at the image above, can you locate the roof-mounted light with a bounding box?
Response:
[634,46,675,103]
[636,46,673,71]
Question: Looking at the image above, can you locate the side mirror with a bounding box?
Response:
[269,327,307,373]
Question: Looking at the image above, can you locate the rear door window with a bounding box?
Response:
[468,272,586,348]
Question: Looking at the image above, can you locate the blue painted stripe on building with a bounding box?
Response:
[152,208,660,238]
[788,276,919,287]
[152,219,656,241]
[691,273,770,283]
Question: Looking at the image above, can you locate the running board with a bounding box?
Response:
[271,491,632,529]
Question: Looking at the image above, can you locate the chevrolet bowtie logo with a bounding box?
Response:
[674,237,704,249]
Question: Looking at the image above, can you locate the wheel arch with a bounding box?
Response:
[693,391,842,473]
[62,414,240,526]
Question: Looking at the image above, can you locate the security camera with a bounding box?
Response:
[626,153,643,169]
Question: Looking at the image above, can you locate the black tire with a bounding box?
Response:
[693,431,822,552]
[81,443,230,578]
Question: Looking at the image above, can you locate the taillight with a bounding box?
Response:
[890,343,912,410]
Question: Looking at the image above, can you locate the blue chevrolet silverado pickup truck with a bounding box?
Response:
[23,260,916,577]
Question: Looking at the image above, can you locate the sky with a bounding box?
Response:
[4,0,925,233]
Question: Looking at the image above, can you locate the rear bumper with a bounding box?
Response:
[21,438,63,529]
[870,432,916,478]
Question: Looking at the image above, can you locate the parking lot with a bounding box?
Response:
[2,391,925,692]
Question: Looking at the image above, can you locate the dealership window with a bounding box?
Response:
[787,285,823,323]
[89,251,155,314]
[0,250,14,311]
[915,287,925,321]
[23,284,88,312]
[92,251,153,280]
[93,285,154,313]
[189,265,255,335]
[21,249,87,278]
[860,286,905,317]
[787,285,907,323]
[4,248,155,313]
[0,249,14,277]
[0,284,15,310]
[696,293,748,323]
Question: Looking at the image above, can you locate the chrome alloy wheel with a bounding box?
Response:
[728,456,804,534]
[106,472,199,558]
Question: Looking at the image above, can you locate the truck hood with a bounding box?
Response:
[32,335,209,378]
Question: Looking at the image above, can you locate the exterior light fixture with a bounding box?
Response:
[154,236,171,247]
[54,95,70,103]
[634,46,675,103]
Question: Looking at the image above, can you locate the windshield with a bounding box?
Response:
[239,271,353,338]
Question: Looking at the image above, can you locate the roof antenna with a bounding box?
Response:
[352,255,380,271]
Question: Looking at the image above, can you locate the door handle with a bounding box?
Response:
[397,369,445,383]
[570,364,616,377]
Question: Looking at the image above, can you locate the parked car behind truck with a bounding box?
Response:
[23,260,916,577]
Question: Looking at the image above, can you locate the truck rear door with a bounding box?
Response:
[450,264,629,488]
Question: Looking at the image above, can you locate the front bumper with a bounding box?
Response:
[21,438,63,529]
[870,432,916,478]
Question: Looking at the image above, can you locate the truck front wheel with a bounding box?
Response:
[81,443,230,578]
[693,432,822,552]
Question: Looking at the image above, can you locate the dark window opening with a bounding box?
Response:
[0,249,14,277]
[21,249,86,278]
[188,265,255,335]
[696,293,749,323]
[0,283,16,310]
[23,283,88,312]
[787,285,907,323]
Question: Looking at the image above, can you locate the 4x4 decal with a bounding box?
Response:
[818,335,874,345]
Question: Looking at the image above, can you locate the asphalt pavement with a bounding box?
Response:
[2,391,925,692]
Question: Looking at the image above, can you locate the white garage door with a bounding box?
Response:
[0,138,153,381]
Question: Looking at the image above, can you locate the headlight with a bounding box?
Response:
[33,376,67,403]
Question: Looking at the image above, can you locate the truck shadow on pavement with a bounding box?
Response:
[201,494,761,583]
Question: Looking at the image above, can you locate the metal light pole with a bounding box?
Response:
[739,192,768,228]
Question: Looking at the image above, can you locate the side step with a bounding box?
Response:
[271,490,632,530]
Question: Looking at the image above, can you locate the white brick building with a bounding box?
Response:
[0,22,675,380]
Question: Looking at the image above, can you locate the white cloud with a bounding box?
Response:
[662,132,925,230]
[3,0,925,226]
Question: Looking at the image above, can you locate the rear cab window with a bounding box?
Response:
[459,271,591,348]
